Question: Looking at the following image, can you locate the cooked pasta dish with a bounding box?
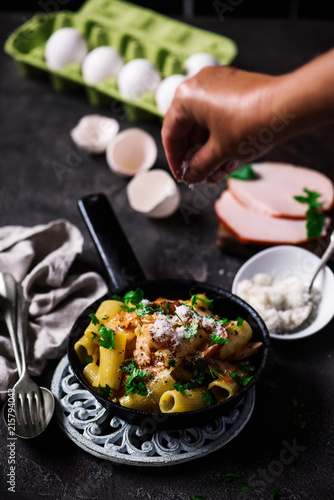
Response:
[74,288,262,413]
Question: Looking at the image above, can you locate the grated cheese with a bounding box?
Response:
[236,273,320,333]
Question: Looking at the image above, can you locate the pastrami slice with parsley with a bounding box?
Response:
[227,162,334,218]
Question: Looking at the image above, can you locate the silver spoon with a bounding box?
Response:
[308,229,334,292]
[1,273,55,438]
[291,229,334,330]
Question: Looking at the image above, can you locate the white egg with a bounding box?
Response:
[155,74,187,114]
[45,27,88,70]
[117,58,161,99]
[82,46,124,84]
[184,52,220,77]
[70,114,119,154]
[106,128,157,176]
[127,169,180,218]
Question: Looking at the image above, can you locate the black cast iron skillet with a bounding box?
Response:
[68,193,270,430]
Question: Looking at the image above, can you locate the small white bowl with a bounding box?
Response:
[106,128,157,177]
[232,245,334,340]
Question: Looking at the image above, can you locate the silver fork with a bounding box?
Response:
[13,281,42,426]
[1,272,55,438]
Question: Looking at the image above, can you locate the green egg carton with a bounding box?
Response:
[4,0,238,121]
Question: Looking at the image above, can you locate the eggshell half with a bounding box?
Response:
[106,128,157,176]
[45,27,88,70]
[117,58,161,99]
[70,114,119,154]
[184,52,220,77]
[127,169,180,218]
[155,74,187,114]
[82,46,124,84]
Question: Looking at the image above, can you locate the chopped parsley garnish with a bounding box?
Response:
[236,316,244,327]
[215,472,241,483]
[190,294,213,309]
[241,486,250,493]
[98,384,112,398]
[230,371,254,386]
[209,359,226,379]
[88,313,99,326]
[290,466,296,473]
[91,332,98,343]
[211,333,228,345]
[218,318,228,324]
[175,312,185,326]
[123,287,145,305]
[136,302,164,317]
[165,301,173,313]
[294,188,324,239]
[112,287,145,306]
[184,322,199,339]
[186,358,206,385]
[238,362,255,373]
[174,359,206,394]
[168,359,176,367]
[203,389,217,405]
[83,355,93,365]
[121,359,149,396]
[97,325,115,350]
[173,381,189,396]
[271,488,281,499]
[121,304,135,313]
[226,164,256,181]
[191,496,206,500]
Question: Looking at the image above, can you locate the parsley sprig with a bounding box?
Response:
[211,333,228,345]
[184,322,199,339]
[121,360,149,396]
[136,302,164,317]
[97,325,115,350]
[225,164,256,181]
[230,371,254,386]
[203,388,217,406]
[88,313,99,326]
[173,359,206,395]
[112,287,145,305]
[98,384,112,398]
[294,188,324,239]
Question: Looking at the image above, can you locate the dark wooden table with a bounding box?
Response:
[1,12,334,500]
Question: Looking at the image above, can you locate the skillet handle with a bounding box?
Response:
[78,193,146,290]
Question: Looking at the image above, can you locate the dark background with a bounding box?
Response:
[1,0,334,20]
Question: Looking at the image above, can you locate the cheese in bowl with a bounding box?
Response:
[74,289,262,413]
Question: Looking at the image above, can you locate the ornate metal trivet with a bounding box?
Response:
[51,356,255,466]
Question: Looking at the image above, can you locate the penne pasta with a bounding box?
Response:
[208,378,240,402]
[74,334,99,365]
[83,362,99,387]
[219,319,253,360]
[75,290,260,413]
[119,368,175,410]
[98,331,127,390]
[159,388,207,413]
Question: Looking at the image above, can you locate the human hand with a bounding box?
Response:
[161,65,280,184]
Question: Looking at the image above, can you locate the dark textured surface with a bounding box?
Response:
[1,12,334,500]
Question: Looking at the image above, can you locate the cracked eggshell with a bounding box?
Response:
[70,114,119,154]
[82,46,124,84]
[155,74,187,115]
[45,27,88,70]
[117,58,161,99]
[184,52,220,77]
[106,128,157,176]
[127,169,180,218]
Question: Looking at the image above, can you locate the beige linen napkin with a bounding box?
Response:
[0,219,108,401]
